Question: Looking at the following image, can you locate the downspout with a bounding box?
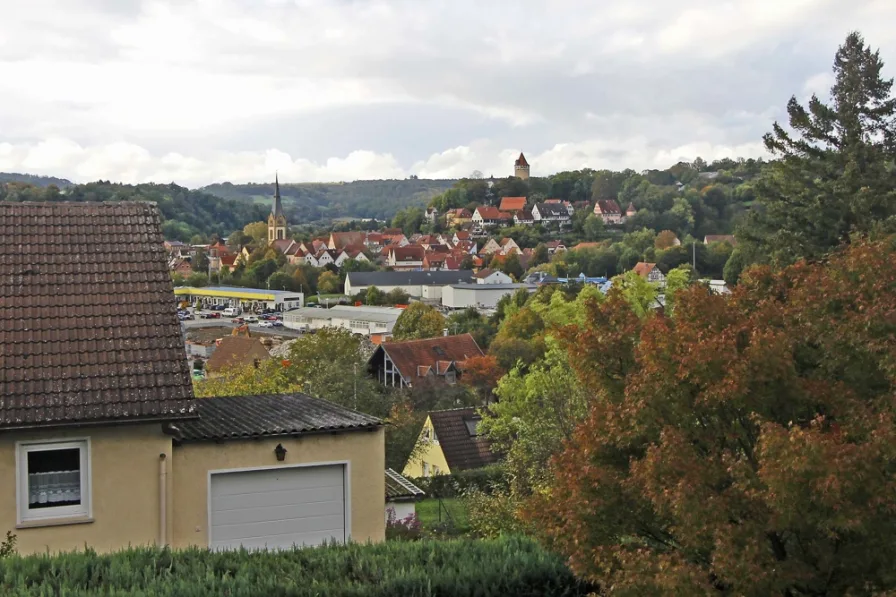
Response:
[159,453,168,547]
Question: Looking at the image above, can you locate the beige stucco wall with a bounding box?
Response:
[171,427,385,548]
[0,424,172,555]
[402,416,450,477]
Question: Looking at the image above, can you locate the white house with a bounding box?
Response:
[514,210,534,226]
[532,202,571,226]
[334,249,370,267]
[633,262,666,286]
[474,269,513,285]
[594,200,626,225]
[480,239,502,255]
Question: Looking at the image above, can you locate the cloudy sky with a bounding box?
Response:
[1,0,894,187]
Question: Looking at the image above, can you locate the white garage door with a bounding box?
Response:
[209,464,346,551]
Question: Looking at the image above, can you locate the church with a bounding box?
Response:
[268,174,288,243]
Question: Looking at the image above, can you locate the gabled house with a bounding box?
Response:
[704,235,736,246]
[625,202,637,218]
[422,252,449,271]
[445,208,473,227]
[403,408,499,478]
[205,336,272,378]
[329,232,367,251]
[544,240,567,254]
[335,246,369,267]
[499,238,520,255]
[514,210,534,226]
[270,238,296,255]
[594,199,625,225]
[545,198,574,215]
[368,334,484,388]
[498,196,527,213]
[0,202,386,555]
[480,238,502,255]
[452,230,471,245]
[633,262,666,286]
[171,258,194,277]
[472,207,513,228]
[532,202,571,226]
[474,268,513,285]
[425,207,439,224]
[388,246,425,270]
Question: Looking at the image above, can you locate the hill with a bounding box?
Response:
[202,178,455,224]
[0,180,267,242]
[0,172,73,187]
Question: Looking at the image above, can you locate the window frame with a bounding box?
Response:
[16,438,92,524]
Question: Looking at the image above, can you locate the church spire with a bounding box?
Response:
[272,173,283,218]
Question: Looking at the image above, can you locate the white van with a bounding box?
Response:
[223,307,240,317]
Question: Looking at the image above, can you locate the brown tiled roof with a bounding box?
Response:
[514,152,529,167]
[0,202,197,430]
[704,234,736,245]
[474,268,496,279]
[391,246,425,262]
[632,262,657,277]
[379,334,483,382]
[594,199,622,214]
[270,239,294,253]
[330,231,366,250]
[205,336,271,374]
[429,407,499,472]
[453,231,470,241]
[178,393,381,442]
[499,196,527,212]
[475,206,503,220]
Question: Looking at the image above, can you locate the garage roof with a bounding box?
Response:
[178,393,382,442]
[385,468,425,501]
[346,270,475,287]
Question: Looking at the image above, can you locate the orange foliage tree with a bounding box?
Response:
[460,354,505,403]
[529,240,896,595]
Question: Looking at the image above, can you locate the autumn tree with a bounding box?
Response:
[392,302,446,340]
[460,354,505,403]
[530,239,896,595]
[242,221,268,245]
[738,32,896,269]
[316,270,341,294]
[654,229,679,250]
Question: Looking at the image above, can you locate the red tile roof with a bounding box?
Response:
[0,202,197,430]
[429,407,500,471]
[206,337,271,374]
[380,334,483,382]
[594,199,622,214]
[632,262,658,277]
[330,232,366,250]
[515,152,529,167]
[499,197,527,212]
[391,246,425,262]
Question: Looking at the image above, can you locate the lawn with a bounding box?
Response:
[416,498,470,534]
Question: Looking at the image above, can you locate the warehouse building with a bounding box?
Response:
[283,305,403,340]
[441,283,537,310]
[174,286,304,312]
[344,270,474,300]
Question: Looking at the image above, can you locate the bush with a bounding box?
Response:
[0,532,15,559]
[411,464,509,498]
[385,508,422,541]
[0,537,593,596]
[465,489,531,538]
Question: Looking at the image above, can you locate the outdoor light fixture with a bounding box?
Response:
[274,443,287,461]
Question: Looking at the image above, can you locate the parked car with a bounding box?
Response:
[231,317,245,324]
[257,321,274,328]
[200,312,221,319]
[270,321,284,327]
[178,312,194,320]
[244,316,259,323]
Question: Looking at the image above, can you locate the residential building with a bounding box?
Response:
[498,196,527,212]
[452,230,471,245]
[514,152,530,180]
[472,206,513,228]
[514,210,534,226]
[532,202,571,226]
[402,408,499,478]
[173,286,305,312]
[0,202,385,555]
[267,174,288,243]
[283,305,403,339]
[385,468,425,522]
[328,232,367,251]
[545,198,574,215]
[422,252,450,271]
[544,240,566,254]
[593,199,625,225]
[424,207,439,224]
[441,283,537,309]
[474,268,513,285]
[704,234,736,245]
[633,262,666,286]
[388,246,425,270]
[204,336,271,377]
[445,208,473,227]
[171,258,193,277]
[334,247,369,267]
[626,202,637,218]
[480,238,502,255]
[344,270,475,298]
[368,334,484,388]
[499,238,520,254]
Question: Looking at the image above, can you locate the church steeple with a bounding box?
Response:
[268,174,288,243]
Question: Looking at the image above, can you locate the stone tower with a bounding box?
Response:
[267,174,287,243]
[514,152,530,180]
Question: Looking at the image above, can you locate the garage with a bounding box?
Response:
[209,464,347,551]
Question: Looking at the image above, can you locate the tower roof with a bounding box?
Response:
[515,152,529,167]
[271,173,284,219]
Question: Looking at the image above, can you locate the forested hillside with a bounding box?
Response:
[0,180,267,242]
[0,172,72,187]
[203,178,454,223]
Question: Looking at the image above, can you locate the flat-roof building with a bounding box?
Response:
[441,283,537,310]
[283,305,403,339]
[174,286,304,312]
[345,270,474,300]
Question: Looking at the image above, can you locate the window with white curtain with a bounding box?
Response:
[17,440,91,523]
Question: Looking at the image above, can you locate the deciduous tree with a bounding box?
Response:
[392,302,446,340]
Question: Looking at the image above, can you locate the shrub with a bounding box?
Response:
[0,532,15,559]
[412,464,509,498]
[0,536,593,596]
[465,489,531,538]
[385,508,422,541]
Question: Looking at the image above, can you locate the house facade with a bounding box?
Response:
[633,262,666,286]
[594,199,625,225]
[0,202,384,555]
[368,334,484,388]
[403,408,499,478]
[532,202,571,226]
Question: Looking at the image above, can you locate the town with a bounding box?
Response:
[1,19,895,597]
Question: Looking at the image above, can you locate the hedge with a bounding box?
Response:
[0,536,593,596]
[411,464,509,498]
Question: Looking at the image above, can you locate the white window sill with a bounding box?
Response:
[17,516,94,530]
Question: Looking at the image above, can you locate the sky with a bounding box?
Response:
[0,0,894,187]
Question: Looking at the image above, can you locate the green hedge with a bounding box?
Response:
[0,536,592,596]
[411,464,509,498]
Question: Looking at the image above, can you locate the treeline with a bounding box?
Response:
[202,178,455,224]
[0,180,267,241]
[0,172,72,187]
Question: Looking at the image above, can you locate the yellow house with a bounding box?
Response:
[0,202,385,555]
[403,408,499,478]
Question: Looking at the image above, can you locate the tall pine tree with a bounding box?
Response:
[736,32,896,269]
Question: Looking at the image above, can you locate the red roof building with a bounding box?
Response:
[498,197,527,212]
[369,334,484,388]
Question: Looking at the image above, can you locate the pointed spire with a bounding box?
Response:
[272,173,283,218]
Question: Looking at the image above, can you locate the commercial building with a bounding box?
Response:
[344,270,474,299]
[174,286,304,312]
[441,283,537,310]
[283,305,403,339]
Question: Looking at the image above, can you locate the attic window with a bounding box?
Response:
[464,418,480,437]
[433,346,446,357]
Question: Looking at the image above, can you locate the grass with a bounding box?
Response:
[416,498,470,533]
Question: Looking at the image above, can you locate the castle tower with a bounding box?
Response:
[514,152,530,180]
[267,174,287,243]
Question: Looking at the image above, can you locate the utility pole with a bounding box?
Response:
[692,241,696,271]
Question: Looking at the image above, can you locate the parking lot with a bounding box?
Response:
[178,308,306,338]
